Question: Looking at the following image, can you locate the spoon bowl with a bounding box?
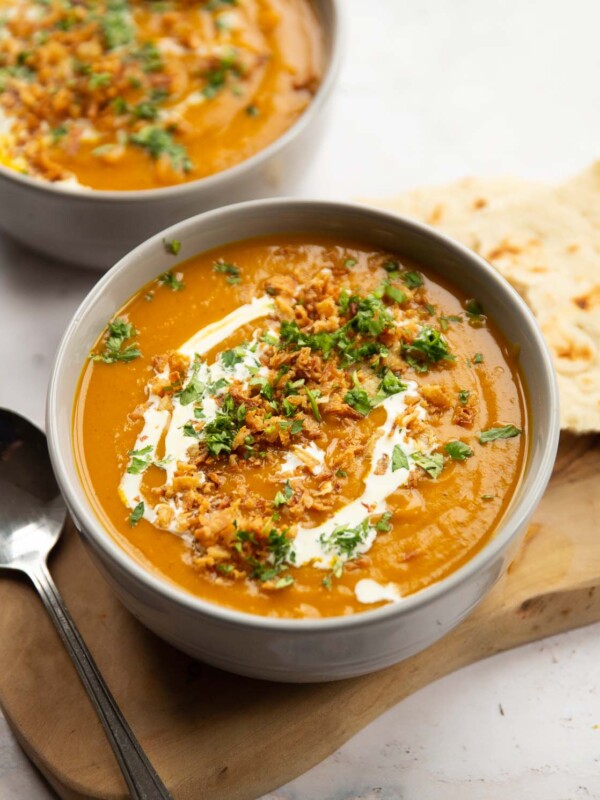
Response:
[0,407,172,799]
[0,409,66,571]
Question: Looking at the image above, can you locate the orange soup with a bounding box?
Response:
[0,0,323,190]
[74,236,528,618]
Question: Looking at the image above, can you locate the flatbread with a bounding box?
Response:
[366,165,600,433]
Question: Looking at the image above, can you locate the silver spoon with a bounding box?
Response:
[0,408,172,800]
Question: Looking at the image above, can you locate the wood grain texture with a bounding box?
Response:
[0,433,598,800]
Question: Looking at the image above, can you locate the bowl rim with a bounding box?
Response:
[0,0,342,203]
[46,197,561,633]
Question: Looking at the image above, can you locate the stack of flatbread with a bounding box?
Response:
[367,164,600,433]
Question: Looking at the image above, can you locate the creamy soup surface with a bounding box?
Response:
[74,236,528,618]
[0,0,323,190]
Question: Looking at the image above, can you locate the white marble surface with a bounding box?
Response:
[1,0,599,797]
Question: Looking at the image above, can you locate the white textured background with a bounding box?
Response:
[1,1,600,798]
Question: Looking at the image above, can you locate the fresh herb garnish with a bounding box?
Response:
[458,389,470,405]
[375,511,393,532]
[384,283,406,304]
[479,425,521,443]
[444,441,474,461]
[411,451,444,479]
[401,271,423,289]
[345,374,373,416]
[213,261,241,284]
[391,445,409,472]
[273,480,294,508]
[379,369,406,397]
[177,357,205,405]
[438,314,462,332]
[402,326,454,372]
[305,387,322,422]
[129,501,144,526]
[321,519,370,560]
[221,347,246,368]
[130,126,192,172]
[473,352,484,364]
[102,6,134,50]
[465,298,486,325]
[127,445,153,474]
[88,72,111,90]
[163,238,181,256]
[91,318,141,364]
[158,270,185,291]
[202,49,240,98]
[204,395,246,455]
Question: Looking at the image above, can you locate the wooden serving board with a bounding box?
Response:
[0,433,599,800]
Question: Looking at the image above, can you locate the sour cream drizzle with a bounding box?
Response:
[289,384,425,576]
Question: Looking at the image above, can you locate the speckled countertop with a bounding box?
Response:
[1,1,600,797]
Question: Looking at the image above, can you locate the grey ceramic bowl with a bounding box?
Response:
[0,0,341,271]
[47,199,560,683]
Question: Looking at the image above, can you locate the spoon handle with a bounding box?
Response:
[28,560,173,800]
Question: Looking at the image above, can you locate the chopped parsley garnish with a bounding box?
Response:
[402,326,454,372]
[479,425,521,443]
[401,271,423,289]
[235,525,294,587]
[384,283,406,304]
[458,389,470,405]
[245,104,260,117]
[465,298,486,325]
[379,369,406,397]
[88,72,111,90]
[182,422,201,439]
[375,511,393,532]
[336,469,347,478]
[438,314,462,332]
[129,501,144,526]
[177,357,205,405]
[290,418,304,435]
[273,480,294,508]
[251,376,274,401]
[204,395,247,456]
[344,258,357,268]
[213,261,241,284]
[130,126,192,172]
[102,6,134,50]
[127,445,153,474]
[91,318,141,364]
[158,270,185,291]
[163,238,181,256]
[202,49,240,98]
[221,347,246,368]
[134,41,163,73]
[321,519,370,560]
[482,494,495,501]
[305,387,322,422]
[444,441,474,461]
[411,451,444,479]
[345,376,373,416]
[473,352,484,364]
[391,444,409,472]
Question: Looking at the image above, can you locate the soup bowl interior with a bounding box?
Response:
[47,199,560,682]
